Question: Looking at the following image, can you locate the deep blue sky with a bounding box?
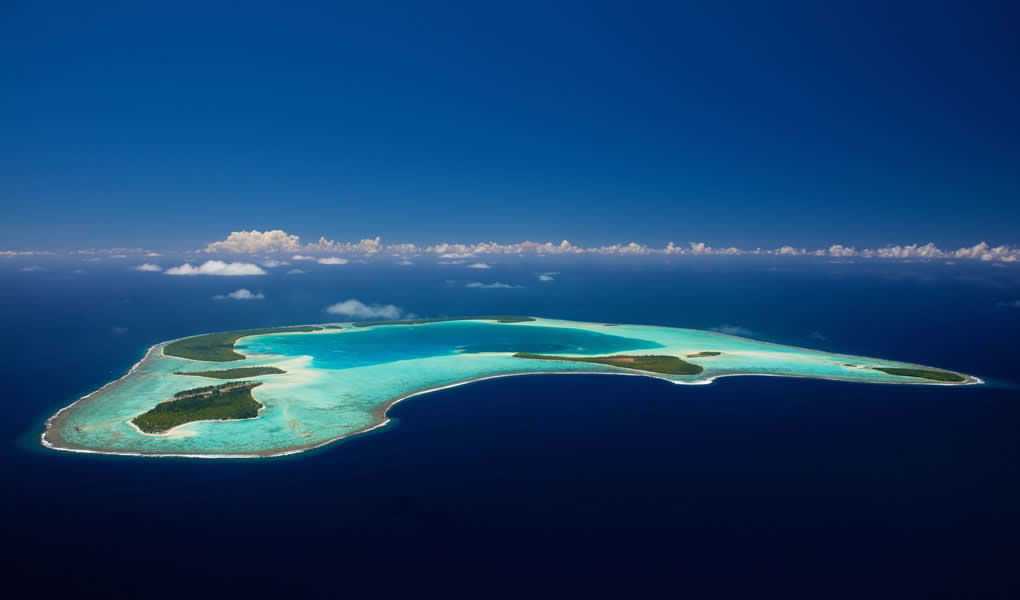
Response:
[3,1,1018,251]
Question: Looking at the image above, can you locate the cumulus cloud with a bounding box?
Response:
[317,257,349,265]
[396,259,414,266]
[292,255,315,261]
[466,281,523,289]
[428,240,586,256]
[711,324,755,337]
[213,288,264,301]
[262,259,288,268]
[306,236,382,254]
[467,262,491,269]
[21,265,43,272]
[134,263,162,272]
[165,260,266,276]
[537,272,558,281]
[205,230,302,254]
[145,252,161,257]
[686,242,741,256]
[593,242,653,255]
[325,299,404,320]
[287,268,306,275]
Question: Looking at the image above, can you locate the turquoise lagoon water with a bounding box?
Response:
[43,318,973,457]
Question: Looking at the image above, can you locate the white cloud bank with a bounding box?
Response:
[325,299,404,320]
[195,230,1020,263]
[165,260,266,276]
[213,289,264,301]
[205,230,302,254]
[538,272,558,281]
[466,282,523,289]
[134,263,162,272]
[317,257,348,265]
[467,262,491,269]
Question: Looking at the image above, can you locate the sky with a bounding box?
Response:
[2,1,1018,252]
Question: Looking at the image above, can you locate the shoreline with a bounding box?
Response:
[40,317,981,459]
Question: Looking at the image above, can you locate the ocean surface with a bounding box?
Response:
[2,259,1019,596]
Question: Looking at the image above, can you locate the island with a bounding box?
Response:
[164,326,324,361]
[42,316,978,459]
[174,366,286,379]
[132,382,263,434]
[351,315,535,327]
[513,353,703,375]
[871,367,966,383]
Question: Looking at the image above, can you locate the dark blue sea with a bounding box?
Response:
[2,259,1018,597]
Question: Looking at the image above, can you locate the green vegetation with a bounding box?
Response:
[352,316,535,328]
[687,351,721,358]
[174,366,285,379]
[323,325,344,329]
[513,353,703,375]
[872,367,966,383]
[132,382,263,434]
[164,326,323,362]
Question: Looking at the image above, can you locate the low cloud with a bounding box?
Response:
[1,250,47,256]
[325,299,404,320]
[292,255,315,261]
[996,300,1020,309]
[134,263,162,272]
[165,260,266,276]
[317,257,348,265]
[466,281,523,289]
[396,259,414,266]
[213,288,264,301]
[711,324,755,337]
[806,331,829,342]
[72,269,88,275]
[307,236,382,254]
[286,268,306,275]
[188,230,1020,263]
[21,265,43,272]
[467,262,491,269]
[205,229,302,254]
[262,259,288,268]
[537,272,558,281]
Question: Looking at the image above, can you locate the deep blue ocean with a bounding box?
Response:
[2,259,1018,597]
